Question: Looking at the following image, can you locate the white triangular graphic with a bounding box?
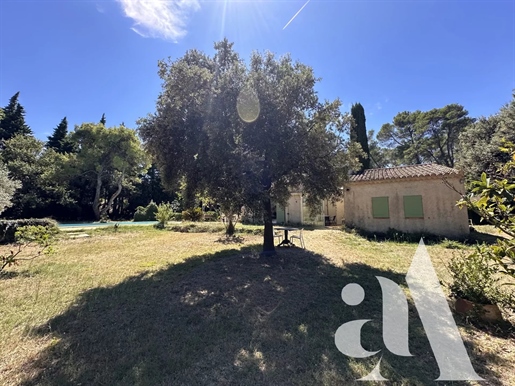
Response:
[405,239,483,381]
[358,356,388,381]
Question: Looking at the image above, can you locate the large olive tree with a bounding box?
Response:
[138,40,355,255]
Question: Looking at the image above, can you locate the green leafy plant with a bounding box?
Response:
[154,203,173,229]
[181,208,203,222]
[1,225,57,273]
[0,218,59,244]
[203,211,219,222]
[133,201,159,222]
[458,141,515,282]
[448,250,512,307]
[170,212,182,221]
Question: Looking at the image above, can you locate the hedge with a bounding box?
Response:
[0,218,59,244]
[133,201,159,222]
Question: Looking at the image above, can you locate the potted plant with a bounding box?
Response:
[448,248,511,322]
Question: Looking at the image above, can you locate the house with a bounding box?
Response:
[344,164,469,238]
[274,192,344,226]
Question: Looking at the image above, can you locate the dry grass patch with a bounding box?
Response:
[1,226,513,385]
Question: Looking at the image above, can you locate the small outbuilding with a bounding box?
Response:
[344,164,469,238]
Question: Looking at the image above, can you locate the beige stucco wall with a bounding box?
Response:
[281,192,344,225]
[322,199,345,225]
[286,193,303,224]
[344,176,469,238]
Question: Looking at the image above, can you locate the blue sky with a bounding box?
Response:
[1,0,514,140]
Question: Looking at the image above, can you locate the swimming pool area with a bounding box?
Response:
[58,221,158,229]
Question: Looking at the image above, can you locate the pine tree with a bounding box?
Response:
[47,116,73,153]
[350,103,371,171]
[100,113,106,126]
[0,92,32,141]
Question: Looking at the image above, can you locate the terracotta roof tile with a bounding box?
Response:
[349,164,461,182]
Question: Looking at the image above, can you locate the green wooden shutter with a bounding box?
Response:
[372,197,389,218]
[403,195,424,218]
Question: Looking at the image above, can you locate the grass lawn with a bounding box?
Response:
[1,224,514,385]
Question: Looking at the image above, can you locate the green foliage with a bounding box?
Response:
[138,39,356,254]
[448,251,512,307]
[133,211,148,222]
[170,212,182,221]
[457,95,515,181]
[133,201,159,222]
[367,130,392,168]
[440,238,466,250]
[1,134,75,218]
[344,226,442,243]
[125,165,177,217]
[458,142,515,285]
[0,160,21,215]
[0,218,59,244]
[378,104,472,167]
[69,123,149,220]
[145,201,158,219]
[1,225,57,273]
[203,211,219,222]
[47,117,75,154]
[182,208,203,222]
[350,103,370,171]
[155,202,173,228]
[168,222,225,233]
[0,92,32,141]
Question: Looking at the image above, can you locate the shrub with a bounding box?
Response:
[457,142,515,282]
[448,250,512,307]
[145,201,158,220]
[133,212,147,222]
[155,203,173,228]
[1,225,58,273]
[133,201,159,222]
[168,223,225,233]
[203,211,219,222]
[170,212,182,221]
[182,208,203,222]
[0,218,59,244]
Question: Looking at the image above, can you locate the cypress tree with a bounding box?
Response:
[350,102,371,171]
[0,92,32,141]
[47,116,70,153]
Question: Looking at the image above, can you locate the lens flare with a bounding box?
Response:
[237,88,260,123]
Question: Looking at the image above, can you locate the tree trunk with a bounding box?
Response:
[92,170,103,220]
[100,174,124,220]
[226,217,235,236]
[261,197,276,256]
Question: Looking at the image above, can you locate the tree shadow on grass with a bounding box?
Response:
[468,227,510,245]
[20,247,510,386]
[1,268,38,280]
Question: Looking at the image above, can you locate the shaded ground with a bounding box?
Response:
[16,247,510,386]
[2,228,514,385]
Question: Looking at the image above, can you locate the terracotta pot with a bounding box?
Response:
[481,304,504,322]
[454,297,503,322]
[454,297,474,314]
